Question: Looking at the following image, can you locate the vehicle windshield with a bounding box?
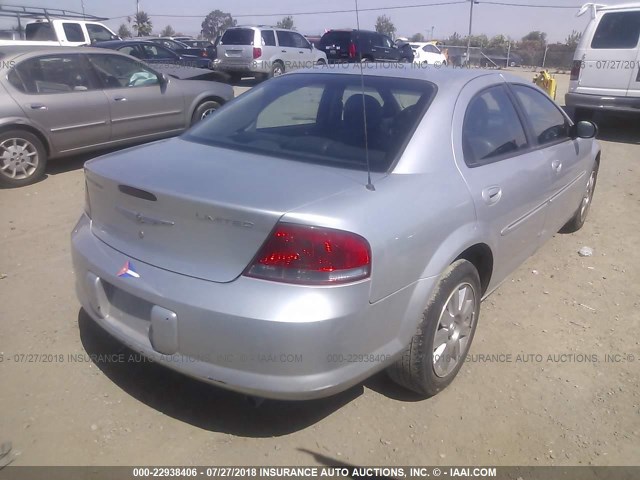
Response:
[184,73,436,172]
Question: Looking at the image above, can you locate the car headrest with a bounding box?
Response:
[343,94,383,132]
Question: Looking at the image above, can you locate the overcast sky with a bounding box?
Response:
[7,0,591,42]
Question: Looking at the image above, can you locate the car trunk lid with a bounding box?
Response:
[85,138,363,283]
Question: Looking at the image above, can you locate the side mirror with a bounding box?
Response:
[158,73,168,89]
[571,120,597,139]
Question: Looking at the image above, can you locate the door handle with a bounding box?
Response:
[114,97,127,102]
[30,104,47,110]
[281,50,286,53]
[482,186,502,205]
[551,159,562,173]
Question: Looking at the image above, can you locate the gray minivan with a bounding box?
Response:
[566,3,640,120]
[214,26,327,81]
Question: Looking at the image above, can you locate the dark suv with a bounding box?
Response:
[319,30,414,63]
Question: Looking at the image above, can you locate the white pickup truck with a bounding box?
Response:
[0,19,119,47]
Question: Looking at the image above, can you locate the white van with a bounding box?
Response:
[566,2,640,119]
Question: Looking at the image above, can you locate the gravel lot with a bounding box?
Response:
[1,70,639,467]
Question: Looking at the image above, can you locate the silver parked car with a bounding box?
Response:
[0,46,234,188]
[214,26,327,81]
[72,66,600,400]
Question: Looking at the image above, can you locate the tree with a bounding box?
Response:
[522,31,547,44]
[375,15,396,39]
[410,32,425,42]
[133,11,153,37]
[161,25,176,37]
[446,32,464,46]
[276,16,295,30]
[117,23,132,38]
[201,10,236,41]
[565,30,582,49]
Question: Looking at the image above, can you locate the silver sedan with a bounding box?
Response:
[72,65,600,400]
[0,46,234,188]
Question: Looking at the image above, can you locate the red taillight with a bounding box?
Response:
[348,42,356,59]
[245,224,371,285]
[570,60,582,81]
[253,47,262,59]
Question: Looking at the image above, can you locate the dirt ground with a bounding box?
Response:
[0,71,639,467]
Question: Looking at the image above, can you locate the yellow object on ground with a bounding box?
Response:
[533,70,557,100]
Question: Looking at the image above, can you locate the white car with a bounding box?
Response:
[566,3,640,120]
[410,42,448,66]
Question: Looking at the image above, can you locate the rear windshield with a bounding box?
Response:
[184,73,436,172]
[319,31,352,47]
[221,29,255,46]
[592,11,640,49]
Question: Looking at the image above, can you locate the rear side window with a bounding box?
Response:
[463,86,528,166]
[591,11,640,49]
[276,31,295,47]
[221,29,255,46]
[63,23,84,42]
[261,30,276,46]
[511,85,569,145]
[14,55,94,94]
[25,23,56,41]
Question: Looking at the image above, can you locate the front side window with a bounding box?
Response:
[591,11,640,49]
[185,74,436,172]
[292,33,310,49]
[463,85,528,166]
[88,54,159,88]
[86,24,114,43]
[511,85,569,145]
[14,55,94,94]
[63,23,84,42]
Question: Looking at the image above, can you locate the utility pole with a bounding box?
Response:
[542,44,549,68]
[136,0,140,15]
[506,41,511,68]
[430,26,435,40]
[81,0,86,18]
[465,0,478,67]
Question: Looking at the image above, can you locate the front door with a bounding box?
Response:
[86,53,185,141]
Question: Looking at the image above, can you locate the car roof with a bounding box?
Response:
[598,2,640,11]
[0,45,134,60]
[288,64,527,91]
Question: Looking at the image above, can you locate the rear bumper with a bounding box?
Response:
[565,92,640,113]
[71,214,437,400]
[213,59,270,75]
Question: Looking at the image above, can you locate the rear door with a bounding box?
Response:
[453,78,551,286]
[276,31,296,69]
[577,9,640,96]
[9,53,110,154]
[86,53,185,141]
[509,83,589,239]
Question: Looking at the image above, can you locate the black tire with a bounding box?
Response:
[191,100,221,126]
[560,160,599,234]
[316,59,327,66]
[0,129,47,188]
[387,259,481,397]
[269,61,285,78]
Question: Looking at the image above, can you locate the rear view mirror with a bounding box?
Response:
[571,120,598,139]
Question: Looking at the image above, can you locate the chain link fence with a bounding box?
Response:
[439,44,576,73]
